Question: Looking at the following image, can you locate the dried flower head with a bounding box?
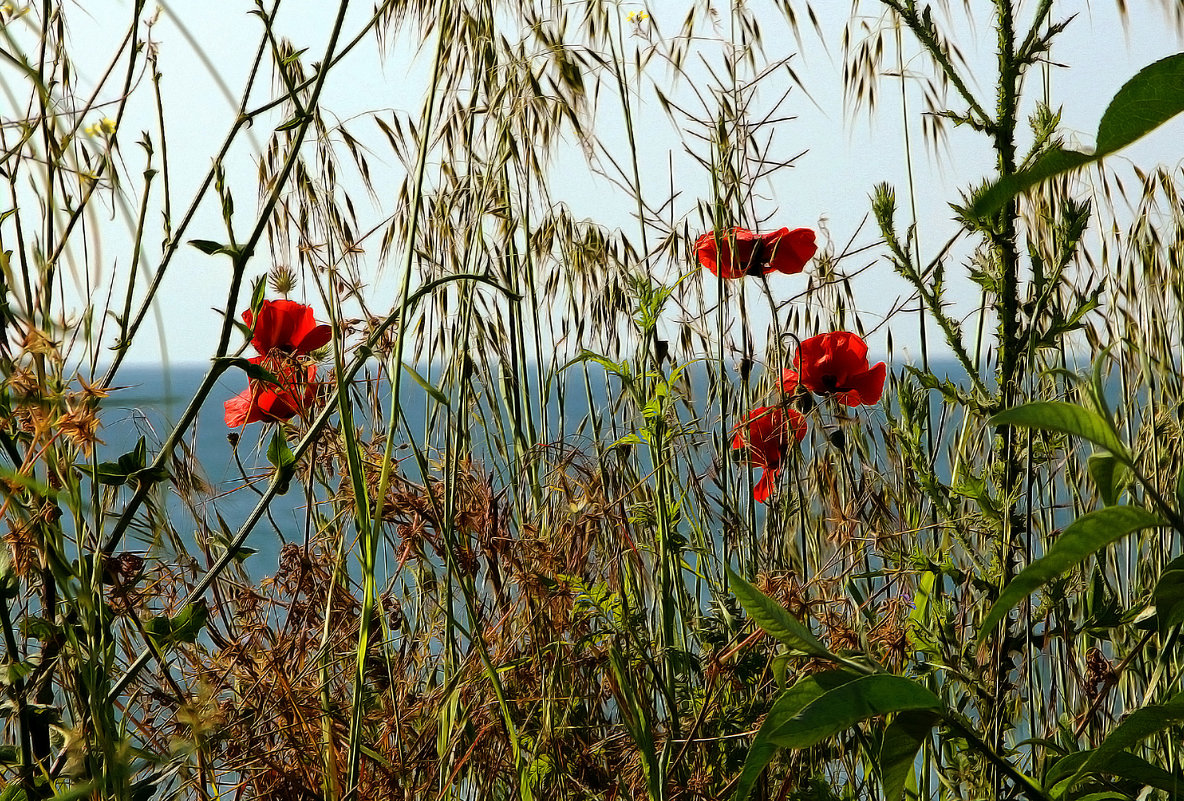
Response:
[58,403,103,455]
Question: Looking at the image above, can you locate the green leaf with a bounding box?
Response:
[275,114,308,132]
[1175,462,1184,511]
[1097,751,1184,798]
[92,461,131,486]
[732,670,860,801]
[249,277,267,317]
[1048,727,1184,796]
[971,53,1184,217]
[610,432,646,449]
[267,431,295,470]
[280,47,308,66]
[726,565,831,657]
[188,239,230,255]
[561,349,632,382]
[1094,53,1184,153]
[84,437,148,487]
[990,401,1126,458]
[267,431,296,495]
[47,781,98,801]
[401,361,449,407]
[0,785,29,801]
[213,356,277,384]
[120,437,147,473]
[765,674,942,749]
[978,506,1162,640]
[1087,452,1126,507]
[880,710,939,801]
[972,148,1094,219]
[1153,555,1184,635]
[145,600,209,648]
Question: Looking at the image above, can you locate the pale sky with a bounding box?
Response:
[31,0,1184,368]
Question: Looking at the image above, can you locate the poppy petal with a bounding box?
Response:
[792,332,884,406]
[836,361,886,407]
[696,228,762,279]
[224,389,256,427]
[753,466,778,503]
[764,228,817,274]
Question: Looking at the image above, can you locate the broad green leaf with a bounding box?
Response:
[990,402,1126,457]
[1095,53,1184,153]
[972,147,1093,219]
[91,460,132,486]
[978,506,1162,640]
[1153,555,1184,634]
[727,565,831,657]
[971,53,1184,217]
[1072,689,1184,786]
[766,674,942,749]
[267,431,295,470]
[83,437,148,487]
[732,670,859,801]
[145,600,209,648]
[1087,452,1125,506]
[880,710,939,801]
[1048,743,1184,797]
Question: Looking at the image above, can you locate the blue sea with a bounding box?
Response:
[99,363,311,568]
[98,358,977,575]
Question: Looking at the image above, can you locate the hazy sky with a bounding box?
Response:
[47,1,1184,367]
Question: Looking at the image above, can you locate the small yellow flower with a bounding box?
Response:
[84,118,116,137]
[626,10,648,24]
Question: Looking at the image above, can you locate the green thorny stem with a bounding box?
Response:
[989,3,1025,795]
[882,0,1032,794]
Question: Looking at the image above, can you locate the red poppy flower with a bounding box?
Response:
[224,357,318,427]
[695,227,817,279]
[731,405,807,503]
[243,299,331,356]
[783,332,886,407]
[225,299,328,427]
